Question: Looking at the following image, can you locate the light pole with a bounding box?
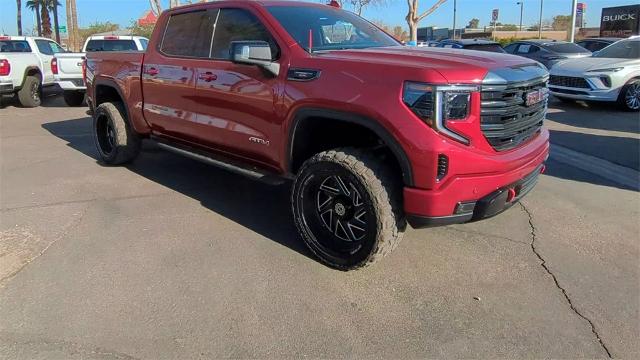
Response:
[516,1,524,33]
[452,0,457,39]
[569,0,578,42]
[538,0,543,39]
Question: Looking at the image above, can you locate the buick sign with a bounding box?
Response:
[600,5,640,37]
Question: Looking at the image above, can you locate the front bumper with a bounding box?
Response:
[404,140,549,228]
[549,86,620,102]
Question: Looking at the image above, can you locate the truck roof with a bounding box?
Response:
[0,36,58,42]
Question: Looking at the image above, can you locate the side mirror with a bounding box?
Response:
[230,41,279,76]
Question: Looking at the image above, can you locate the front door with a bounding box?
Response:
[141,8,216,142]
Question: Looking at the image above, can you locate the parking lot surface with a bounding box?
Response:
[1,91,638,359]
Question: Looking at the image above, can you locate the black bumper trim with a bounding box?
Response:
[407,212,473,228]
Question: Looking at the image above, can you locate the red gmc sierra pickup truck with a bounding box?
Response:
[85,0,550,270]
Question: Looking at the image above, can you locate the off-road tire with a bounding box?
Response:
[63,90,85,107]
[292,148,405,270]
[93,102,140,165]
[618,79,640,112]
[17,75,41,108]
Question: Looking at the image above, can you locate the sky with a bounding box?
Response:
[1,0,639,36]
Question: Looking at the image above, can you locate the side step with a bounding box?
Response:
[153,139,286,185]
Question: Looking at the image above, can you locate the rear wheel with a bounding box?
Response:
[63,90,85,107]
[17,75,41,108]
[292,148,405,270]
[93,102,140,165]
[618,79,640,111]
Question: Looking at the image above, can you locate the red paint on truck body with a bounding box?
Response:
[85,0,549,222]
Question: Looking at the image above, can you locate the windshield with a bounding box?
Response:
[267,5,399,52]
[0,40,32,53]
[464,44,506,53]
[85,39,138,52]
[594,40,640,59]
[545,42,589,54]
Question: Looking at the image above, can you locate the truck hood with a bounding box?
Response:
[315,46,544,83]
[551,56,640,74]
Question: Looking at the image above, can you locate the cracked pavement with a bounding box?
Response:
[0,93,638,358]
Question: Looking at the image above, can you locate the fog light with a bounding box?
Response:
[455,201,476,214]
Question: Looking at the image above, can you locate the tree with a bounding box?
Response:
[149,0,162,15]
[499,24,519,31]
[371,19,392,34]
[26,0,42,36]
[406,0,448,42]
[40,1,52,38]
[466,18,479,29]
[129,20,155,39]
[552,15,571,31]
[78,22,120,45]
[393,26,408,42]
[47,0,61,43]
[16,0,23,36]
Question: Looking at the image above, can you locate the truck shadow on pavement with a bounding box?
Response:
[42,116,314,261]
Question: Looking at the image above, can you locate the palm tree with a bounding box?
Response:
[40,1,52,38]
[47,0,61,43]
[16,0,23,36]
[26,0,42,36]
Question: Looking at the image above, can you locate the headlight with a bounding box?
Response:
[587,67,624,73]
[403,82,478,144]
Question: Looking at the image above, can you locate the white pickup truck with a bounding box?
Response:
[54,35,148,106]
[0,36,65,107]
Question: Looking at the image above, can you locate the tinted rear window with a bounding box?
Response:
[464,44,506,53]
[0,40,32,52]
[544,42,589,53]
[85,39,138,51]
[161,10,215,57]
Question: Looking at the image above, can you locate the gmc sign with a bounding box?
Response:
[600,5,640,37]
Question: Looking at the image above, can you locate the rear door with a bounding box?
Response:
[192,7,283,165]
[141,8,216,140]
[33,39,65,84]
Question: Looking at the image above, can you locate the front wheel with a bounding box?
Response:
[618,79,640,111]
[63,90,85,107]
[17,75,41,107]
[292,148,405,270]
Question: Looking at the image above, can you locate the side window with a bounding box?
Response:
[528,45,540,53]
[34,39,54,55]
[517,44,531,54]
[48,41,64,53]
[161,10,215,57]
[139,39,149,50]
[504,43,518,53]
[211,8,279,60]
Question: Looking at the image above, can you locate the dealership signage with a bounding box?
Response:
[600,5,640,37]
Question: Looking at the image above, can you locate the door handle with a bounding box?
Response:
[145,67,159,76]
[198,72,217,82]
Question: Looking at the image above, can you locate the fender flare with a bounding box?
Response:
[92,77,130,122]
[19,66,42,89]
[286,107,414,186]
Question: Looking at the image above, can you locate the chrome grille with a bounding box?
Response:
[549,75,590,89]
[481,78,547,152]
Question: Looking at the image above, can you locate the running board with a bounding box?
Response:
[154,140,285,185]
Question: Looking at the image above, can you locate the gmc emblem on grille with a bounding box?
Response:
[525,88,548,106]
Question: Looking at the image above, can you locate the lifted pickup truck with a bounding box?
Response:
[85,0,550,270]
[0,36,65,107]
[54,35,148,106]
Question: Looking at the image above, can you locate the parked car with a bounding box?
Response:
[54,35,148,106]
[549,37,640,111]
[504,39,591,69]
[0,36,65,107]
[416,41,440,47]
[85,0,549,270]
[437,39,506,53]
[576,37,620,52]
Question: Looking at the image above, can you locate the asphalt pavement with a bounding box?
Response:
[0,91,638,359]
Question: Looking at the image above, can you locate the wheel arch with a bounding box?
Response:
[20,66,42,88]
[286,108,414,186]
